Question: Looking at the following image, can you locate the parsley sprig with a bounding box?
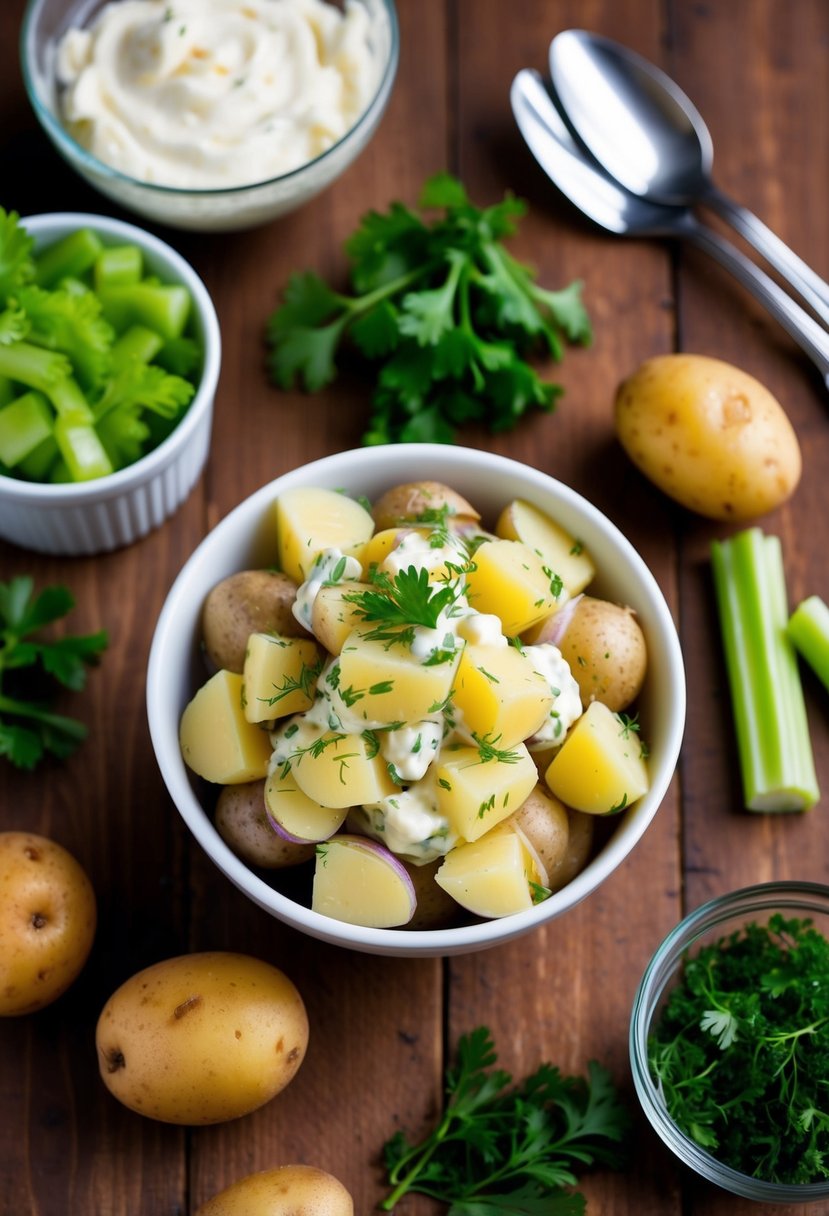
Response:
[0,576,107,769]
[649,914,829,1183]
[267,173,591,444]
[345,565,464,649]
[380,1025,629,1213]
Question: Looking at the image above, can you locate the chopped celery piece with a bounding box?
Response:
[0,341,71,394]
[98,283,191,341]
[34,228,103,288]
[94,244,143,290]
[0,390,54,466]
[54,415,113,481]
[711,528,819,812]
[49,375,95,423]
[111,325,164,370]
[0,376,15,407]
[18,434,59,481]
[788,596,829,693]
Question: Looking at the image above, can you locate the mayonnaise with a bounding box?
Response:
[523,642,583,747]
[355,772,458,863]
[292,547,362,632]
[56,0,381,189]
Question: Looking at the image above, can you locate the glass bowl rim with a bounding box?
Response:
[630,879,829,1202]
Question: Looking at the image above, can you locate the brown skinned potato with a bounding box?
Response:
[214,782,315,869]
[402,858,463,930]
[194,1164,353,1215]
[553,596,647,712]
[371,480,480,531]
[548,809,595,893]
[202,569,307,673]
[508,785,569,886]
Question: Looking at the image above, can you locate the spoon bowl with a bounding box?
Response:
[548,28,829,325]
[510,68,829,386]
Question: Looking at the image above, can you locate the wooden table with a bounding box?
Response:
[2,1,829,1212]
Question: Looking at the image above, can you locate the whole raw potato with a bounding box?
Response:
[614,353,801,520]
[0,831,96,1016]
[96,952,308,1124]
[195,1164,354,1215]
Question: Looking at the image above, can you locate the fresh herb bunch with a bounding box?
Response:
[0,576,108,770]
[649,914,829,1184]
[381,1025,629,1213]
[267,173,591,444]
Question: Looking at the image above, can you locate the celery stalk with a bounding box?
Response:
[0,390,54,466]
[34,228,103,288]
[788,596,829,693]
[94,244,143,290]
[710,528,819,812]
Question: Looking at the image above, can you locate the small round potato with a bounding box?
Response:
[402,858,463,931]
[96,952,308,1124]
[615,353,801,521]
[195,1164,353,1216]
[510,786,570,886]
[556,596,648,712]
[549,809,595,892]
[202,570,307,673]
[0,831,96,1017]
[215,782,315,869]
[371,481,480,531]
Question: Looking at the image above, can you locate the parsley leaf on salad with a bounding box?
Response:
[267,173,592,445]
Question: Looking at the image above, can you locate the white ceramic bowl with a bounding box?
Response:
[20,0,399,233]
[0,212,221,555]
[147,445,686,957]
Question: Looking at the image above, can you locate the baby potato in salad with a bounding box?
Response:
[179,481,651,930]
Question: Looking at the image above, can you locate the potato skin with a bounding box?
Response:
[96,952,308,1124]
[402,858,462,930]
[509,786,570,884]
[548,810,595,893]
[0,832,96,1016]
[371,481,480,531]
[202,570,306,673]
[557,596,647,712]
[214,782,315,869]
[194,1164,353,1216]
[615,353,801,520]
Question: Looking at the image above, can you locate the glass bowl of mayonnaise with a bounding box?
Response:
[21,0,399,232]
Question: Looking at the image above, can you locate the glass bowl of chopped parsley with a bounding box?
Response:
[631,881,829,1201]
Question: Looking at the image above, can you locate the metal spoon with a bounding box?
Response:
[510,68,829,386]
[547,29,829,328]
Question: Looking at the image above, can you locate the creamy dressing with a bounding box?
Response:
[355,772,458,863]
[292,546,362,632]
[523,642,583,747]
[379,527,470,579]
[56,0,381,189]
[380,719,442,783]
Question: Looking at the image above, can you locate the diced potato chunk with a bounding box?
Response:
[337,633,461,726]
[435,743,538,842]
[463,539,561,635]
[544,700,649,815]
[311,581,372,656]
[179,670,271,783]
[312,835,415,927]
[495,499,595,597]
[435,826,539,918]
[275,487,374,584]
[264,768,347,842]
[451,643,553,747]
[288,731,396,809]
[242,632,321,723]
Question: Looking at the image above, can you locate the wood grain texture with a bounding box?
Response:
[1,0,828,1212]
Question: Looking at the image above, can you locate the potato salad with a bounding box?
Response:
[179,481,651,930]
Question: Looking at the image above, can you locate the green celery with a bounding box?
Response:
[711,528,819,812]
[93,244,143,290]
[0,391,53,466]
[18,435,59,481]
[0,341,71,394]
[53,415,112,481]
[0,376,14,407]
[111,325,164,370]
[34,228,103,288]
[98,282,191,340]
[787,595,829,693]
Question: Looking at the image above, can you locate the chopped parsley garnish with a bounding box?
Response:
[344,564,464,648]
[648,914,829,1184]
[472,732,522,765]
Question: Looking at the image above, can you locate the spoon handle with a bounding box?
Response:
[680,214,829,385]
[703,184,829,328]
